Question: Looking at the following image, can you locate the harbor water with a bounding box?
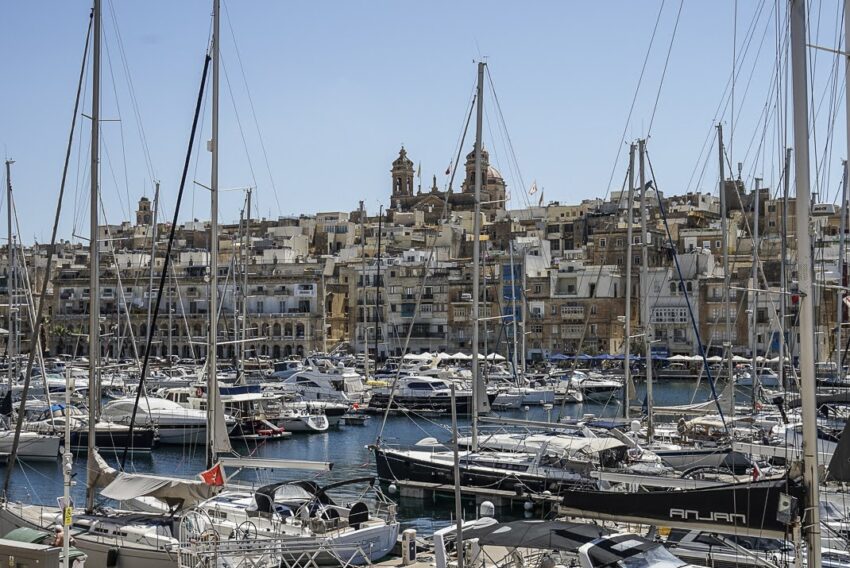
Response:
[0,379,728,535]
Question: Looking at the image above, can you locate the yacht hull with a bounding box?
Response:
[0,503,179,568]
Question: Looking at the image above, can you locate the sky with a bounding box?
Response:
[0,1,847,244]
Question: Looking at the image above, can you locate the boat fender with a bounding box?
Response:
[479,501,495,518]
[106,547,119,567]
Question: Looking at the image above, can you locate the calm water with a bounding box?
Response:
[0,379,735,534]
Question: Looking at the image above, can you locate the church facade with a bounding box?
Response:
[388,146,507,223]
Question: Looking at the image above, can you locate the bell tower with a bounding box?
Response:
[136,196,153,225]
[391,146,415,198]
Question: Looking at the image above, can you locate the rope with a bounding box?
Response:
[645,149,728,431]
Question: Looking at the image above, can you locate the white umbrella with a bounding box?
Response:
[451,352,471,360]
[667,354,690,361]
[435,352,452,361]
[706,355,723,363]
[731,355,749,363]
[486,353,505,361]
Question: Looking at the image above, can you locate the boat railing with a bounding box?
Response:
[177,533,377,568]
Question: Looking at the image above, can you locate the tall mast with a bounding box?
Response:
[321,271,327,354]
[508,241,519,380]
[623,144,635,418]
[207,0,220,469]
[639,139,653,439]
[374,205,383,364]
[241,189,250,377]
[790,0,821,561]
[471,61,486,450]
[520,250,527,373]
[5,159,14,392]
[839,164,847,374]
[146,182,159,339]
[718,124,734,416]
[359,200,368,377]
[85,0,101,513]
[751,178,760,413]
[780,148,791,390]
[841,0,850,375]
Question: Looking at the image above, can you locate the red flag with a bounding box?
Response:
[199,463,226,486]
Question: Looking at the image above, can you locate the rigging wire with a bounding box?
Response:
[222,0,282,216]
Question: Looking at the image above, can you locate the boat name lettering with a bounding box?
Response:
[669,508,746,524]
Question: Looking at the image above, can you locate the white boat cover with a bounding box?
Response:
[100,473,217,508]
[90,448,217,509]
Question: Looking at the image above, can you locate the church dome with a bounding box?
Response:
[487,165,503,181]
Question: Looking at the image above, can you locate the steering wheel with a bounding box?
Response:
[234,521,258,541]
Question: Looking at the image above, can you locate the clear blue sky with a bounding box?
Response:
[0,1,846,243]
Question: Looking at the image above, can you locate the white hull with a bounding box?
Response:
[0,432,59,461]
[278,414,329,433]
[0,503,178,568]
[156,425,207,445]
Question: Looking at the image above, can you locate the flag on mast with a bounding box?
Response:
[538,190,544,207]
[529,180,538,195]
[445,162,452,176]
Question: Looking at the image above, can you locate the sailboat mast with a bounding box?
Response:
[147,182,159,339]
[838,165,846,376]
[751,178,760,413]
[374,205,382,365]
[780,148,791,390]
[638,139,653,438]
[359,200,368,377]
[207,0,220,469]
[718,124,734,415]
[241,189,250,375]
[623,144,635,419]
[85,0,101,513]
[841,0,850,374]
[509,241,519,379]
[5,159,14,391]
[471,61,485,450]
[789,0,822,561]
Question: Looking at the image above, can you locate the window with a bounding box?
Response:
[715,240,721,249]
[534,284,542,294]
[616,238,624,247]
[599,238,607,248]
[590,305,597,315]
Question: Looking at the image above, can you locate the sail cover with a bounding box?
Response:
[211,370,234,455]
[100,472,218,509]
[557,479,803,539]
